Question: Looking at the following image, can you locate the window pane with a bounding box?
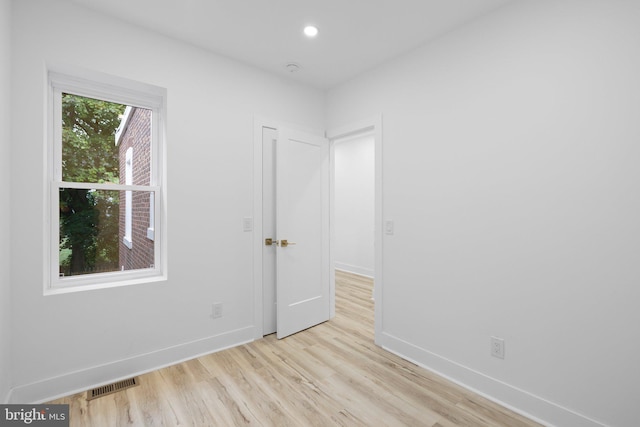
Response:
[118,189,156,271]
[61,94,152,185]
[59,188,155,277]
[61,94,125,184]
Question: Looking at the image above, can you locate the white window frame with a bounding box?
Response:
[46,68,167,294]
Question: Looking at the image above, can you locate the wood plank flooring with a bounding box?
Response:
[49,271,541,426]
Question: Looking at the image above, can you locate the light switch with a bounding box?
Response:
[385,220,394,235]
[243,217,253,232]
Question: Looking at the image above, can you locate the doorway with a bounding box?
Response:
[253,117,382,343]
[332,131,375,280]
[327,116,383,342]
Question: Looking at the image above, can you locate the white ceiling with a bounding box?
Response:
[71,0,513,89]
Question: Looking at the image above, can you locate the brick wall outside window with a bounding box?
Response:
[118,107,154,271]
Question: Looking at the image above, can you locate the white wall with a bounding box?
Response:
[334,134,375,277]
[9,0,324,402]
[0,0,12,403]
[327,1,640,426]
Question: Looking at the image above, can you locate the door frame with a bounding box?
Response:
[327,115,383,344]
[252,116,383,342]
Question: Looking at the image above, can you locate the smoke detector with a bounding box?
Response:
[285,62,301,73]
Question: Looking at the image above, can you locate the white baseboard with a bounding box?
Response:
[9,326,255,404]
[335,262,374,278]
[378,332,605,427]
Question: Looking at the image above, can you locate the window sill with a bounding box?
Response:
[123,236,133,249]
[45,271,167,296]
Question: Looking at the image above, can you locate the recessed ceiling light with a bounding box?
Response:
[303,25,319,38]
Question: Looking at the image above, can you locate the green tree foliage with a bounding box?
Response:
[60,94,125,275]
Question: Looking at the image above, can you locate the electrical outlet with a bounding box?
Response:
[491,336,505,359]
[212,303,223,319]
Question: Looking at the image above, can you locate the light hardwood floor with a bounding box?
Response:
[50,271,541,426]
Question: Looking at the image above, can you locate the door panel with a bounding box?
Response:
[276,128,329,339]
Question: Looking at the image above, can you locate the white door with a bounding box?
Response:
[264,127,330,339]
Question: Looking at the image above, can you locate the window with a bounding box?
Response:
[47,69,166,292]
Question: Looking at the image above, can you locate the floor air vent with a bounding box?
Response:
[87,377,139,400]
